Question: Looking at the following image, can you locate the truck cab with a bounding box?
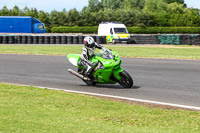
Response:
[32,17,46,33]
[98,22,130,44]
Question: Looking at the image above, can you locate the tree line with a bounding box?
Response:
[0,0,199,30]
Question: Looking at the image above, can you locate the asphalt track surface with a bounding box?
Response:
[0,54,200,107]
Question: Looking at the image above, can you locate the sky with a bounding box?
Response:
[0,0,199,13]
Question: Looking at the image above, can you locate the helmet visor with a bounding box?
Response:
[89,42,95,48]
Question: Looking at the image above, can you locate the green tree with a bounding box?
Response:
[38,11,50,27]
[26,8,39,18]
[0,6,10,16]
[124,0,145,9]
[22,6,30,16]
[58,9,68,26]
[144,0,167,12]
[143,0,169,26]
[164,0,186,7]
[80,7,96,26]
[67,8,81,26]
[101,0,124,10]
[88,0,100,12]
[166,3,200,26]
[10,6,22,16]
[136,11,152,26]
[164,0,184,4]
[49,10,60,27]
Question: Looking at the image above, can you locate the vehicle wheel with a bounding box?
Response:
[118,70,133,88]
[78,68,95,86]
[83,80,96,86]
[112,39,116,44]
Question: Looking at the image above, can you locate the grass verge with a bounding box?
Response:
[0,45,200,59]
[0,83,200,132]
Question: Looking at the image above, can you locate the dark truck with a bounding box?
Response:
[0,16,46,33]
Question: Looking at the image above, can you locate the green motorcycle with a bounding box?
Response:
[67,47,133,88]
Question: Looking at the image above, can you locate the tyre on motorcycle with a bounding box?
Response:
[83,80,96,86]
[78,68,96,86]
[118,70,133,88]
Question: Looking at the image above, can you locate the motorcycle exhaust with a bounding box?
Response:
[68,69,90,81]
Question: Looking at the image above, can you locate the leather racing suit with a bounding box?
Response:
[80,42,103,77]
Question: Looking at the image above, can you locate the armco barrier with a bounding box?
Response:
[0,34,199,45]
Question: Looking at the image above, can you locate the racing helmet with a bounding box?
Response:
[84,36,95,48]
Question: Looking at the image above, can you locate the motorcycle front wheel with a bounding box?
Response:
[118,70,133,88]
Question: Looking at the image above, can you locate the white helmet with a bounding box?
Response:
[84,36,95,48]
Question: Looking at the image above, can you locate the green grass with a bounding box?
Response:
[0,45,200,59]
[0,83,200,132]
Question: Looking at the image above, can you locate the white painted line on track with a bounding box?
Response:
[2,82,200,111]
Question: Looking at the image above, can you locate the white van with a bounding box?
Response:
[98,22,131,44]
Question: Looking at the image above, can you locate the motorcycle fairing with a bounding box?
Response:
[67,54,81,67]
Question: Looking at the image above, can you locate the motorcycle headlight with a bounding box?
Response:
[115,53,119,58]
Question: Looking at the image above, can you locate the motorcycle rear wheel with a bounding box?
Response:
[78,68,96,86]
[118,70,133,88]
[83,80,96,86]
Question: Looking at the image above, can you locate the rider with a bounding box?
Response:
[79,36,103,78]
